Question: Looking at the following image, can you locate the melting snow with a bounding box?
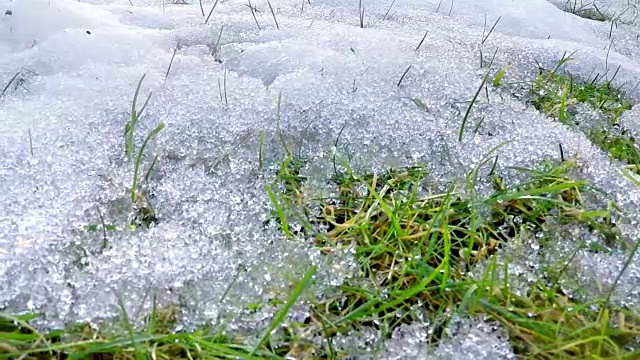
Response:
[2,0,640,358]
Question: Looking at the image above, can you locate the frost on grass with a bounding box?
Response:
[2,0,640,357]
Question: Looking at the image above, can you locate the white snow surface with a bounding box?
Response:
[2,0,640,358]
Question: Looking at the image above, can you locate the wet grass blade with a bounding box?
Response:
[250,265,316,355]
[559,85,568,124]
[204,0,220,24]
[1,71,21,99]
[131,123,165,202]
[397,64,412,87]
[267,0,279,29]
[383,0,396,20]
[259,129,266,170]
[459,75,488,142]
[481,15,502,44]
[265,184,292,238]
[165,43,179,80]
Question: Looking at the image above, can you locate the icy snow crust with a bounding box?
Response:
[2,0,640,358]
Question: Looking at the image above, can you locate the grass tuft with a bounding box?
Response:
[122,75,165,229]
[528,56,637,172]
[561,0,611,22]
[260,145,640,358]
[124,74,152,160]
[0,308,276,359]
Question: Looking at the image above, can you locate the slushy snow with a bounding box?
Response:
[2,0,640,358]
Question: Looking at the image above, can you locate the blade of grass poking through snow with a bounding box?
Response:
[481,15,501,45]
[125,74,145,156]
[267,0,280,29]
[219,264,245,303]
[459,74,489,142]
[605,39,613,71]
[397,64,412,87]
[622,168,640,187]
[250,265,316,355]
[224,69,228,105]
[265,184,292,238]
[125,74,152,159]
[412,97,428,111]
[198,0,205,16]
[115,293,143,359]
[333,121,348,175]
[143,154,158,184]
[164,42,179,80]
[259,129,266,170]
[466,141,511,192]
[552,50,578,74]
[472,116,485,134]
[248,0,261,30]
[485,46,499,69]
[218,78,224,104]
[219,69,228,106]
[559,84,569,124]
[603,228,640,310]
[146,292,159,334]
[204,0,219,24]
[96,205,108,251]
[27,127,33,156]
[276,91,290,155]
[436,0,443,13]
[1,71,21,99]
[131,123,165,203]
[492,64,509,87]
[383,0,396,20]
[606,64,621,88]
[488,154,498,175]
[212,24,224,60]
[415,30,428,52]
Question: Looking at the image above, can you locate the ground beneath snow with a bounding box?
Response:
[2,0,640,358]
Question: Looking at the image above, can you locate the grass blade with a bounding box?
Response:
[131,123,165,202]
[267,0,279,29]
[383,0,396,20]
[397,64,412,87]
[250,265,316,355]
[265,184,292,238]
[459,74,488,142]
[205,0,220,24]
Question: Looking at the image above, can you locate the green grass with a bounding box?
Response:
[122,74,165,229]
[263,152,640,359]
[6,150,640,359]
[561,1,610,22]
[0,310,275,360]
[528,55,638,173]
